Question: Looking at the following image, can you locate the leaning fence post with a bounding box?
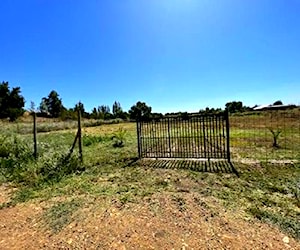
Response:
[77,109,83,162]
[33,112,38,159]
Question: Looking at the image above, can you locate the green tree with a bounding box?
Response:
[99,105,112,120]
[29,101,36,114]
[150,112,163,119]
[225,101,243,113]
[112,101,122,118]
[273,100,283,106]
[99,105,110,114]
[39,90,64,118]
[74,101,90,118]
[0,81,25,121]
[75,101,85,114]
[91,107,99,119]
[129,101,152,120]
[60,108,77,120]
[38,98,48,116]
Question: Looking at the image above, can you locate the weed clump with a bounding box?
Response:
[82,134,110,146]
[0,134,35,183]
[111,128,127,147]
[0,133,84,187]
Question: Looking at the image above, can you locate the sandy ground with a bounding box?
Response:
[0,185,299,250]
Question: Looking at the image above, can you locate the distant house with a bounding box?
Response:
[253,104,297,111]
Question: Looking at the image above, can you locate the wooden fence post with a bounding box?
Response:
[33,112,38,159]
[78,109,83,162]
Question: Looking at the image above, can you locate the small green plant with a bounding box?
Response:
[111,128,127,147]
[0,134,10,157]
[82,134,105,146]
[268,128,282,148]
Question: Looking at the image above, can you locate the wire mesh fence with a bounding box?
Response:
[0,112,83,162]
[230,109,300,162]
[1,109,299,166]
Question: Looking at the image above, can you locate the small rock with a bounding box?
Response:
[154,230,166,238]
[282,236,289,244]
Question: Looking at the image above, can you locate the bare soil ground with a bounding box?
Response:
[0,185,299,250]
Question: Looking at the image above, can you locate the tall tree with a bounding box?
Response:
[0,81,25,121]
[39,90,64,118]
[112,101,123,118]
[99,105,110,114]
[74,101,90,118]
[129,101,152,120]
[75,101,85,114]
[38,98,49,116]
[91,107,99,119]
[99,105,112,120]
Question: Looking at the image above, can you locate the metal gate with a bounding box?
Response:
[136,111,230,162]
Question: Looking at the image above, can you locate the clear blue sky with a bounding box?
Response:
[1,0,299,113]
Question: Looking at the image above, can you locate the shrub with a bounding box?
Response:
[38,153,84,183]
[0,133,85,187]
[111,128,127,147]
[0,134,34,183]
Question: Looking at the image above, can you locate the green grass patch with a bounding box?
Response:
[0,119,299,241]
[42,199,82,233]
[248,206,300,239]
[194,162,300,240]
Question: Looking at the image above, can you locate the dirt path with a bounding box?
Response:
[0,192,299,250]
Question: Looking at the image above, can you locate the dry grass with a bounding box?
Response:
[0,111,299,245]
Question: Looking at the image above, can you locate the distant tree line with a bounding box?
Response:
[0,81,25,121]
[0,83,155,121]
[0,81,292,122]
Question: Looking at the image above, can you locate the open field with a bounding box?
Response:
[0,116,123,135]
[230,109,300,161]
[0,112,300,248]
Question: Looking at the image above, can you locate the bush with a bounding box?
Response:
[0,134,34,183]
[0,133,85,187]
[38,153,84,183]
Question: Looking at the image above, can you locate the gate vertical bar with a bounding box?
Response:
[202,116,207,159]
[136,119,141,158]
[218,115,222,158]
[167,117,171,157]
[225,109,231,162]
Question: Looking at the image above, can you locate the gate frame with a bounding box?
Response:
[136,110,231,163]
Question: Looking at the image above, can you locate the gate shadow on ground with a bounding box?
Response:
[139,159,239,176]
